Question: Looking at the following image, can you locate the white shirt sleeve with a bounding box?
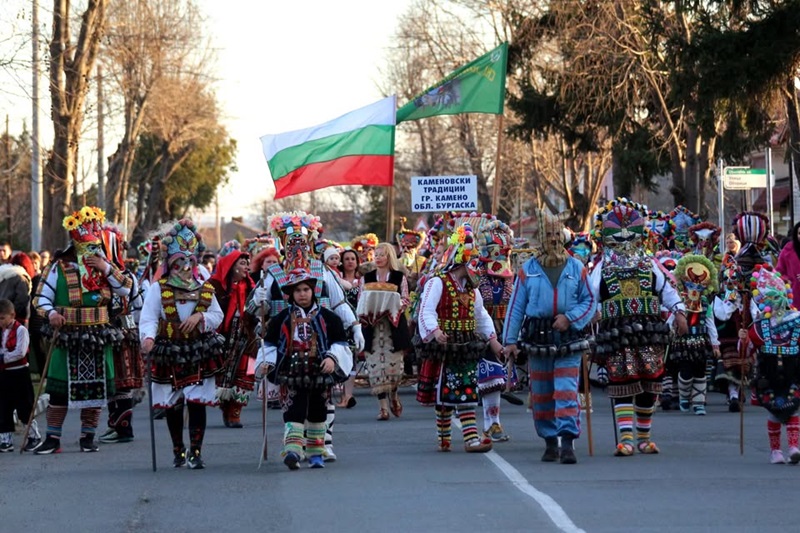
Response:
[705,309,719,346]
[324,268,357,328]
[139,283,163,342]
[34,266,60,318]
[418,276,443,341]
[474,288,497,339]
[652,259,685,312]
[3,325,29,364]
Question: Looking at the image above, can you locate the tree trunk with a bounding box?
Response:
[455,117,492,215]
[785,77,800,226]
[42,0,108,251]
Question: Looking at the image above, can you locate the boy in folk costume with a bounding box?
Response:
[417,222,504,453]
[98,225,144,444]
[714,258,755,411]
[589,199,688,456]
[743,265,800,464]
[32,206,132,454]
[249,211,364,461]
[210,249,256,428]
[0,299,41,452]
[475,216,517,442]
[139,220,226,469]
[255,269,353,470]
[503,210,595,463]
[670,255,720,415]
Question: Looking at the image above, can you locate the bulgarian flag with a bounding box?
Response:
[260,96,396,199]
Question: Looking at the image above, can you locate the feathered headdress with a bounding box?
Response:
[268,211,323,246]
[351,233,379,253]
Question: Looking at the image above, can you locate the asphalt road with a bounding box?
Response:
[0,385,794,533]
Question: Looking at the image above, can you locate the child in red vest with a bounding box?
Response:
[0,298,41,452]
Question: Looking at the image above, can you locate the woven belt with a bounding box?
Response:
[59,306,109,326]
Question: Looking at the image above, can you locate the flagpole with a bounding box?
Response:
[491,114,505,214]
[385,185,395,243]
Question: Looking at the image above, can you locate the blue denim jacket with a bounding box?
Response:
[501,256,595,345]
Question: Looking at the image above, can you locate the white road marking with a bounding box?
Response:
[454,419,585,533]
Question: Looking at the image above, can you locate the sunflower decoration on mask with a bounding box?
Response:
[62,205,106,242]
[63,216,80,231]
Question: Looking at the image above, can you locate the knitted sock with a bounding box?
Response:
[787,415,800,449]
[45,405,68,439]
[457,407,479,444]
[482,391,501,431]
[0,432,12,444]
[635,404,655,444]
[325,402,335,446]
[768,419,782,451]
[165,405,185,450]
[705,359,715,385]
[728,382,739,401]
[661,375,673,401]
[28,420,41,439]
[678,376,692,405]
[305,422,326,457]
[283,422,305,456]
[691,378,707,406]
[187,403,207,453]
[79,408,102,438]
[614,402,634,446]
[435,406,453,447]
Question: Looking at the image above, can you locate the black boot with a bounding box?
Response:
[560,436,577,464]
[542,437,559,462]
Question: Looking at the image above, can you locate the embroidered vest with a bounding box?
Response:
[156,279,214,341]
[0,321,27,370]
[600,261,660,320]
[758,318,800,357]
[435,272,476,334]
[57,262,112,325]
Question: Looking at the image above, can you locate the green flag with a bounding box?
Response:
[396,42,508,123]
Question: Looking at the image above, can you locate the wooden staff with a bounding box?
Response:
[145,346,157,471]
[258,302,269,468]
[738,290,752,456]
[20,337,56,454]
[582,352,594,456]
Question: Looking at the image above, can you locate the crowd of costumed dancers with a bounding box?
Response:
[5,200,799,469]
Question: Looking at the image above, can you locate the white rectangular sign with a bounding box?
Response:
[722,167,767,190]
[410,175,478,212]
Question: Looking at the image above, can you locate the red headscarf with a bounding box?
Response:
[211,250,254,333]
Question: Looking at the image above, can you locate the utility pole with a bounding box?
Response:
[30,0,42,251]
[215,192,221,251]
[97,65,104,210]
[5,115,11,244]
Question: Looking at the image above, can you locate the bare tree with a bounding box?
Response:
[129,75,219,243]
[42,0,108,250]
[101,0,203,224]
